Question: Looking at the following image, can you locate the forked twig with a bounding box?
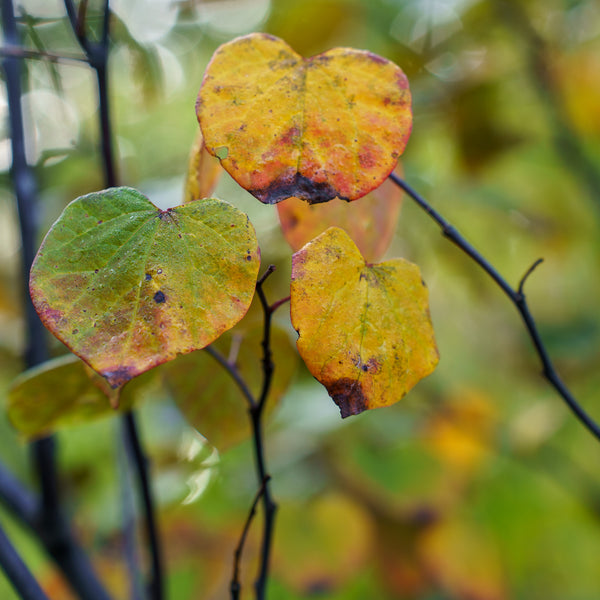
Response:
[389,172,600,443]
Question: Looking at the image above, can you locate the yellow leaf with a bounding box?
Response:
[197,33,412,204]
[290,227,438,417]
[183,128,223,203]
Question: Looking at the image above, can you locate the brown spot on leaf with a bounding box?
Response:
[251,172,340,205]
[103,366,135,389]
[153,291,166,303]
[328,377,368,418]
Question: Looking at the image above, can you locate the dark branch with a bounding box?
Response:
[250,266,278,600]
[230,476,271,600]
[204,345,257,409]
[0,524,49,600]
[122,413,164,600]
[389,172,600,443]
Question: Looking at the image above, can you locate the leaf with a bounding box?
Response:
[196,33,412,204]
[165,323,298,450]
[290,227,438,417]
[7,354,154,438]
[277,167,403,262]
[184,129,223,204]
[30,187,260,389]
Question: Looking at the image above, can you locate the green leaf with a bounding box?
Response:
[165,323,298,450]
[290,227,439,417]
[7,354,156,438]
[30,187,260,390]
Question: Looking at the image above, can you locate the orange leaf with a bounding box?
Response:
[197,33,412,204]
[290,227,438,417]
[277,168,402,262]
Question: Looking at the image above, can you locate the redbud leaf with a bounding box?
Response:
[7,354,154,438]
[196,33,412,204]
[29,187,260,389]
[290,227,438,417]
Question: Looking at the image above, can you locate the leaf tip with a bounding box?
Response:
[328,377,368,418]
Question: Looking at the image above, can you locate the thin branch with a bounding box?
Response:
[63,3,164,596]
[204,345,257,409]
[117,426,145,600]
[2,3,113,599]
[122,413,164,600]
[250,266,278,600]
[389,172,600,443]
[270,295,290,314]
[230,476,271,600]
[0,464,37,530]
[0,524,49,600]
[0,45,88,64]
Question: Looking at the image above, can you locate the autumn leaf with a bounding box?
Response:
[30,187,260,390]
[290,227,438,417]
[165,323,298,450]
[196,33,411,204]
[277,167,403,263]
[184,128,223,203]
[7,354,155,438]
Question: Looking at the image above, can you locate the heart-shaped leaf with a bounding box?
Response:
[30,187,260,388]
[290,227,438,417]
[197,33,411,204]
[277,167,403,263]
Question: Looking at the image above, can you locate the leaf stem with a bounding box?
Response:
[389,172,600,443]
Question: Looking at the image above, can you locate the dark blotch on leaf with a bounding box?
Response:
[153,291,166,303]
[103,366,135,389]
[251,172,341,205]
[145,273,152,281]
[328,377,368,418]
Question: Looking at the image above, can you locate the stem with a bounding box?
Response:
[251,266,278,600]
[0,45,87,64]
[0,524,49,600]
[204,346,257,409]
[122,413,164,600]
[63,3,164,596]
[390,173,600,443]
[2,3,113,599]
[230,476,271,600]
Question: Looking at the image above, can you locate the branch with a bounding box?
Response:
[2,3,113,599]
[230,476,271,600]
[204,345,257,409]
[0,524,49,600]
[0,44,87,64]
[389,172,600,443]
[250,266,278,600]
[122,413,164,600]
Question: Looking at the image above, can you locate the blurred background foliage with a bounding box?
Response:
[1,0,600,598]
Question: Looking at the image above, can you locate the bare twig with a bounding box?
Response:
[389,172,600,443]
[230,476,271,600]
[250,266,278,600]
